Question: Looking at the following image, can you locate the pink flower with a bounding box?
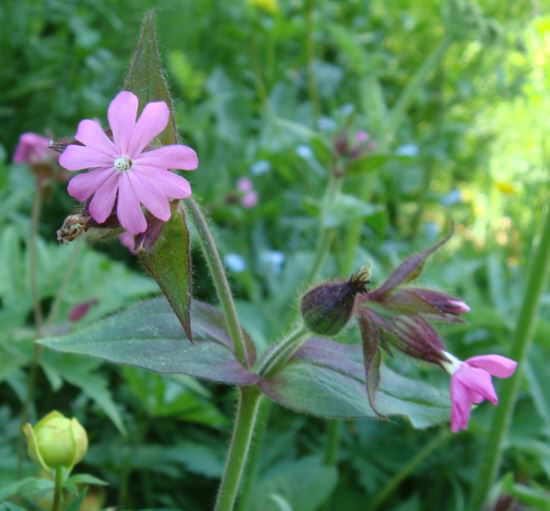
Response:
[237,178,253,192]
[59,91,198,235]
[14,133,52,164]
[445,353,517,432]
[355,131,369,143]
[236,178,258,208]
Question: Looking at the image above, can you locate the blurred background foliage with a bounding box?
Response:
[1,0,549,509]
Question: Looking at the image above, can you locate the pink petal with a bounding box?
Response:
[108,91,138,154]
[116,173,147,234]
[128,172,171,222]
[119,232,137,253]
[88,172,120,223]
[466,355,517,379]
[450,380,473,432]
[134,145,198,170]
[135,167,192,199]
[75,119,116,157]
[59,145,113,171]
[67,168,114,201]
[128,101,170,157]
[455,364,498,404]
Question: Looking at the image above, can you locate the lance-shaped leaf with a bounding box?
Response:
[38,297,258,386]
[259,337,449,429]
[370,231,453,298]
[139,209,192,339]
[124,11,193,338]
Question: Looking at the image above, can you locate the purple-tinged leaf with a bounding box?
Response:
[369,231,453,298]
[39,297,258,385]
[260,336,450,428]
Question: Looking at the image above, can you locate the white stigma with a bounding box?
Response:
[114,156,132,171]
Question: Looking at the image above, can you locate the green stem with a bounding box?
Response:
[52,467,63,511]
[236,398,272,511]
[215,387,263,511]
[305,173,342,286]
[186,199,251,366]
[258,325,310,377]
[369,429,450,510]
[470,205,550,510]
[323,421,342,465]
[305,0,319,119]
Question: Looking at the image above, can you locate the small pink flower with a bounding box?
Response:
[241,191,258,208]
[237,178,253,192]
[59,91,198,235]
[355,131,369,143]
[69,299,98,322]
[14,133,52,164]
[446,353,517,432]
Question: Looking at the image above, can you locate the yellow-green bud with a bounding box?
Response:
[23,411,88,472]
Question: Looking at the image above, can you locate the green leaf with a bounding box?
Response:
[322,194,382,229]
[139,209,193,340]
[525,346,550,434]
[346,154,416,176]
[39,297,258,385]
[41,353,126,434]
[249,456,337,511]
[124,10,177,146]
[69,473,109,486]
[260,337,449,428]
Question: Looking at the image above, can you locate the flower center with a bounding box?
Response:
[114,156,132,171]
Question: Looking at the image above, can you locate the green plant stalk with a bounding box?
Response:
[305,0,319,119]
[186,199,251,366]
[470,205,550,511]
[52,467,63,511]
[258,325,310,377]
[323,420,342,465]
[305,173,342,286]
[369,429,450,510]
[236,398,272,511]
[214,387,263,511]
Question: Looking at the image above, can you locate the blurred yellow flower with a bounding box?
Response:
[495,181,517,195]
[248,0,279,14]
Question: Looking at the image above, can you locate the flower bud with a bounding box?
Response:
[380,288,470,318]
[23,411,88,472]
[301,271,369,336]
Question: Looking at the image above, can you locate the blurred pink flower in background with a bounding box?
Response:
[237,177,258,208]
[444,353,517,432]
[59,90,198,234]
[13,133,52,164]
[68,299,98,322]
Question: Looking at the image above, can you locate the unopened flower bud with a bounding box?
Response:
[23,411,88,472]
[301,271,369,336]
[380,288,470,318]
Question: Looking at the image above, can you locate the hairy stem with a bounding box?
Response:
[186,199,251,366]
[215,387,263,511]
[236,398,272,511]
[470,205,550,510]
